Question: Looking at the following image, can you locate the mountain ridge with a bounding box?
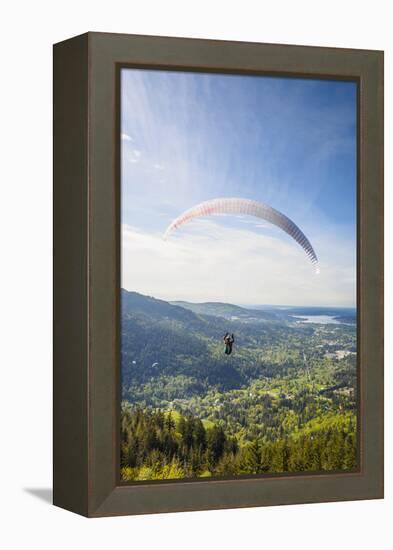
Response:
[121,288,280,323]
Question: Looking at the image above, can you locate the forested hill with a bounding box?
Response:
[121,289,251,392]
[169,300,278,322]
[122,289,201,324]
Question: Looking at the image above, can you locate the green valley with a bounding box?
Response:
[120,289,357,481]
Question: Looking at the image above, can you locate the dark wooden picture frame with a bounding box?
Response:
[53,32,383,517]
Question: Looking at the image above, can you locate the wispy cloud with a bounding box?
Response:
[128,149,142,163]
[122,220,356,306]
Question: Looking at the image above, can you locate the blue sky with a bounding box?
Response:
[121,68,357,306]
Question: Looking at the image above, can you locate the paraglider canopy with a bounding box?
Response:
[164,197,319,273]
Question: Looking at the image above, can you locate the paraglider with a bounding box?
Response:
[224,333,235,355]
[164,197,319,273]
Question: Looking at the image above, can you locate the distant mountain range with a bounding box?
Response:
[248,304,356,320]
[122,289,355,325]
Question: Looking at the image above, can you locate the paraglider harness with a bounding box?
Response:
[224,333,235,355]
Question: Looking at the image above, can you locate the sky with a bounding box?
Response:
[121,68,357,307]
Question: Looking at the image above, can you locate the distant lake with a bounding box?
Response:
[293,315,344,325]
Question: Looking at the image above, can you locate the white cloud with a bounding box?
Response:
[129,149,142,163]
[121,220,356,307]
[121,133,133,141]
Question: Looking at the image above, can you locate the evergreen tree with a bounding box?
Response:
[242,440,261,474]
